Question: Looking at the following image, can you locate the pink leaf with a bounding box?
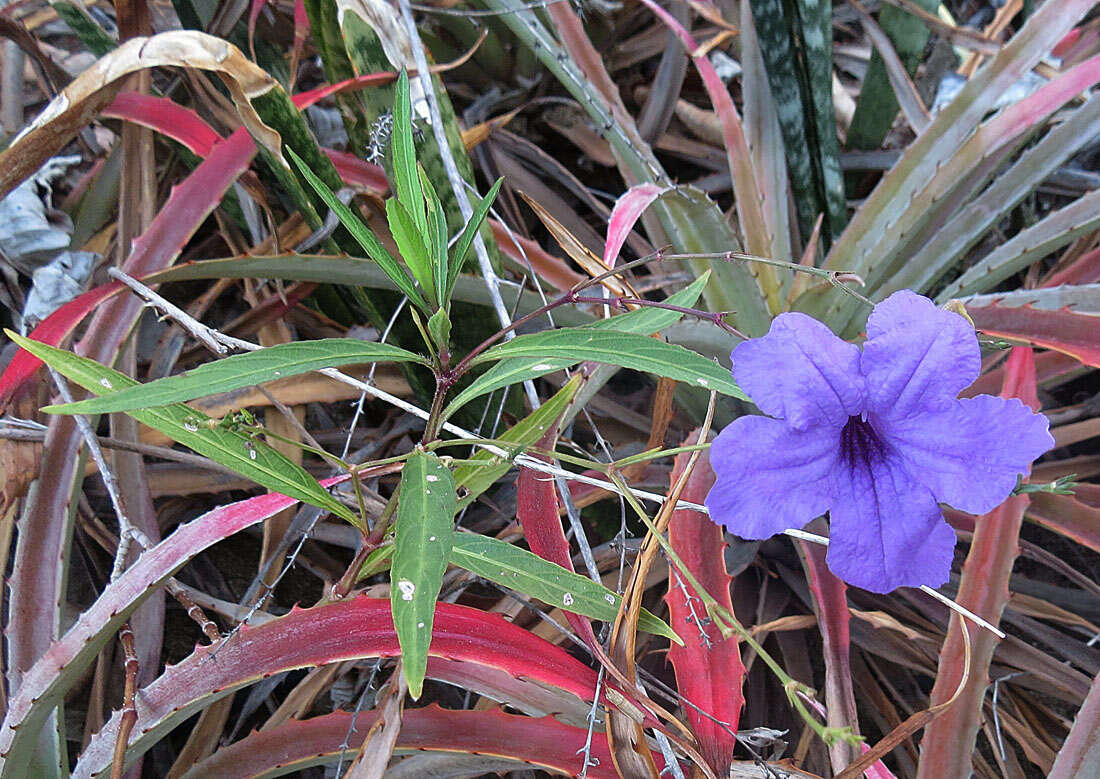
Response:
[635,0,772,258]
[0,474,351,775]
[919,347,1038,777]
[517,427,601,650]
[0,129,256,406]
[603,184,666,268]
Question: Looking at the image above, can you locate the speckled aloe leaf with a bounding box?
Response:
[43,338,429,415]
[443,272,711,418]
[749,0,846,245]
[181,707,622,779]
[8,332,356,523]
[70,598,617,777]
[468,330,747,401]
[0,477,352,778]
[450,534,679,644]
[391,450,456,699]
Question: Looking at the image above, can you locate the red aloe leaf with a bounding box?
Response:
[1027,486,1100,555]
[73,598,615,777]
[102,93,220,156]
[963,349,1079,399]
[1050,670,1100,778]
[0,475,351,776]
[0,129,256,407]
[799,531,860,772]
[666,431,744,774]
[603,183,666,268]
[919,347,1038,778]
[1042,245,1100,287]
[184,706,620,779]
[517,427,600,650]
[322,148,389,192]
[0,282,122,409]
[967,297,1100,368]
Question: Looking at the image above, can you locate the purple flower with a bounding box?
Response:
[705,291,1053,593]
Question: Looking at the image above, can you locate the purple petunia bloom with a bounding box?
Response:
[705,291,1053,593]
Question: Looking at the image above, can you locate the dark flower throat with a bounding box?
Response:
[840,415,888,469]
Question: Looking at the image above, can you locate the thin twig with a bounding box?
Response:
[110,622,139,779]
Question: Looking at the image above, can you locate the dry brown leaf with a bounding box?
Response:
[0,30,281,199]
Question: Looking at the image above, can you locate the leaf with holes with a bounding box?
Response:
[451,534,680,644]
[392,450,456,699]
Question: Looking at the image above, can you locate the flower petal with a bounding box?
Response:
[827,453,955,592]
[861,290,981,419]
[732,312,863,430]
[706,416,838,539]
[880,396,1053,515]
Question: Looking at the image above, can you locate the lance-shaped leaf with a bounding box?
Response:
[443,272,711,418]
[44,338,430,415]
[391,70,426,234]
[451,534,679,644]
[183,707,621,779]
[392,450,456,699]
[447,178,503,300]
[8,333,355,523]
[386,196,436,305]
[467,329,746,400]
[71,598,620,777]
[287,146,430,311]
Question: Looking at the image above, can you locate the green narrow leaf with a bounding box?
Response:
[418,166,449,307]
[443,273,711,419]
[447,177,503,300]
[9,333,356,523]
[469,330,746,400]
[286,147,430,312]
[386,197,436,306]
[43,339,430,415]
[392,70,426,235]
[451,534,681,644]
[452,375,582,508]
[392,449,456,699]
